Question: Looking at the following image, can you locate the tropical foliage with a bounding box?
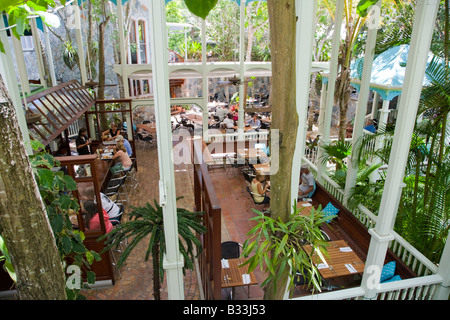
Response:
[100,200,206,300]
[241,203,337,298]
[29,141,100,299]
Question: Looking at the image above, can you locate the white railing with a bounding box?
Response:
[294,275,443,300]
[206,130,269,143]
[300,156,442,300]
[67,120,79,138]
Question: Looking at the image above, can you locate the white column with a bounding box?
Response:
[237,0,245,141]
[0,16,32,154]
[30,19,47,87]
[361,0,439,299]
[370,91,379,119]
[148,0,184,300]
[343,1,381,206]
[432,231,450,300]
[316,0,344,183]
[201,19,209,141]
[73,2,87,85]
[43,25,57,87]
[11,36,31,95]
[117,0,130,98]
[290,0,318,208]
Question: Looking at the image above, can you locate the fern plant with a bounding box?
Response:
[100,199,205,300]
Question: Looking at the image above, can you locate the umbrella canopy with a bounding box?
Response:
[324,45,444,101]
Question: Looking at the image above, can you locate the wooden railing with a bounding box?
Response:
[192,139,222,300]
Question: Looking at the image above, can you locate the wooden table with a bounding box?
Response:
[136,123,156,134]
[221,258,258,299]
[297,201,314,216]
[302,240,365,280]
[252,163,271,176]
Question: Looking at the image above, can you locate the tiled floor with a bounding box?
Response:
[84,140,269,300]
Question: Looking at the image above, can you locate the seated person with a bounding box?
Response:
[298,163,316,199]
[83,200,113,233]
[102,122,121,141]
[364,119,376,133]
[221,113,235,129]
[215,105,228,121]
[81,186,122,222]
[251,173,270,204]
[115,135,132,157]
[247,114,261,129]
[110,141,133,174]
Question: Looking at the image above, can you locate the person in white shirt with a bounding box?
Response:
[222,113,235,129]
[100,192,122,221]
[215,105,228,121]
[298,163,316,198]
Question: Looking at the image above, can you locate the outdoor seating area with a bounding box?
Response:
[0,0,448,303]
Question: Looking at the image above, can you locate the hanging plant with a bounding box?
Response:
[62,41,79,70]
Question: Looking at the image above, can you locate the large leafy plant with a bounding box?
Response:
[101,199,206,300]
[241,203,336,298]
[29,141,100,299]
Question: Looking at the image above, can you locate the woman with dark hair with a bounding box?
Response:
[83,200,113,233]
[75,128,91,155]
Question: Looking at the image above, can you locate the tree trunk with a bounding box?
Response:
[152,242,161,300]
[0,76,67,300]
[265,0,297,300]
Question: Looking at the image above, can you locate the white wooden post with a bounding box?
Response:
[432,231,450,300]
[370,91,379,119]
[117,0,130,98]
[290,0,318,208]
[148,0,184,300]
[343,1,381,206]
[361,0,439,299]
[11,36,31,95]
[0,16,32,154]
[73,2,87,85]
[30,19,47,87]
[43,24,57,87]
[201,19,209,141]
[316,0,344,182]
[237,0,246,141]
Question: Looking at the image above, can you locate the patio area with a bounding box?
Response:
[83,140,269,300]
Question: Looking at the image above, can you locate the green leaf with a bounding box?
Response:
[51,214,64,234]
[86,271,96,284]
[61,235,72,254]
[37,168,54,188]
[184,0,219,19]
[356,0,378,17]
[72,240,86,254]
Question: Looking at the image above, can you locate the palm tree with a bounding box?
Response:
[320,139,352,172]
[101,200,206,300]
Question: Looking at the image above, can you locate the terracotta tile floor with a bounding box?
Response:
[84,140,268,300]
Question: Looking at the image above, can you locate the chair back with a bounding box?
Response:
[221,241,240,259]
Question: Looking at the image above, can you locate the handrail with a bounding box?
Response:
[292,274,443,300]
[192,139,222,300]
